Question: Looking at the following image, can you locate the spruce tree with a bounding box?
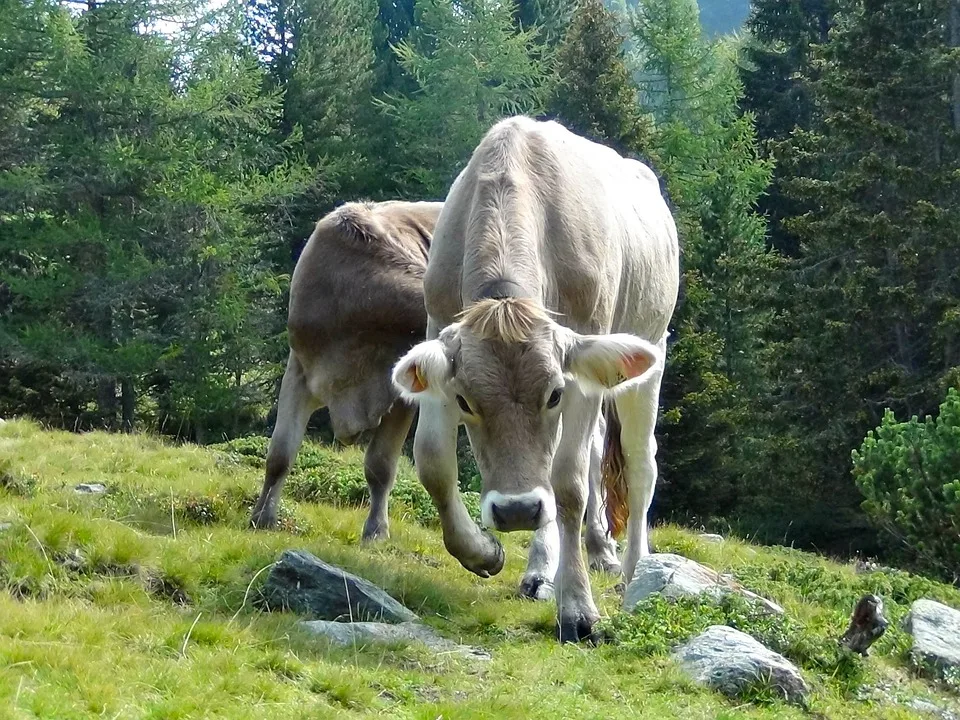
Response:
[767,0,960,551]
[0,0,308,437]
[548,0,652,155]
[379,0,545,198]
[625,0,777,525]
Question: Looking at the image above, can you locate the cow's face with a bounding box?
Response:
[393,298,660,533]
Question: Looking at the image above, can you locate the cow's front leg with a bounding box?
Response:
[552,390,602,642]
[585,412,621,575]
[414,395,504,577]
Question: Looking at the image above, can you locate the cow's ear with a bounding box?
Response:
[566,333,661,394]
[392,339,453,401]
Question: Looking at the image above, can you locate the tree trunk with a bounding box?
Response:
[97,378,117,428]
[120,376,135,432]
[952,2,960,132]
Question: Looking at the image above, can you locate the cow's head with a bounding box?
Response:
[392,298,661,533]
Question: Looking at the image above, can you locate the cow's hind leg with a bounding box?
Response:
[250,352,318,529]
[585,412,621,575]
[519,520,559,600]
[616,341,666,588]
[552,388,602,642]
[362,401,416,541]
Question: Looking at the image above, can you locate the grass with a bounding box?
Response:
[1,417,959,719]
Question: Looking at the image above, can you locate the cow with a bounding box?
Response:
[249,199,621,600]
[392,117,680,641]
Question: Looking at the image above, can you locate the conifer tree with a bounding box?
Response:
[380,0,545,197]
[626,0,777,524]
[768,0,960,548]
[548,0,652,154]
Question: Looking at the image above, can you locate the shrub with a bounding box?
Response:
[852,387,960,583]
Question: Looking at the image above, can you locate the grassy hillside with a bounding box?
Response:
[1,418,958,719]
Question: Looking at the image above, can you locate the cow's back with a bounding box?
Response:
[425,117,678,342]
[289,200,441,439]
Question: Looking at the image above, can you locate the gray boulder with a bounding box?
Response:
[698,533,725,544]
[673,625,809,706]
[74,483,106,494]
[300,620,490,662]
[903,599,960,679]
[623,553,783,615]
[262,550,417,623]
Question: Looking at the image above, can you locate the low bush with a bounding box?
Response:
[852,387,960,583]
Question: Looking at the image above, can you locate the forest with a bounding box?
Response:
[1,0,958,581]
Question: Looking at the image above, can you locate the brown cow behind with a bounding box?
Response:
[250,200,440,539]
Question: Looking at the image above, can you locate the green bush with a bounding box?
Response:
[852,387,960,583]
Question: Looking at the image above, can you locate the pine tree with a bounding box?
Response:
[740,0,838,256]
[548,0,652,155]
[767,0,960,549]
[379,0,546,198]
[625,0,777,525]
[0,0,309,436]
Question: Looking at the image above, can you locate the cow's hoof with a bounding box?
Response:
[458,531,505,578]
[557,612,600,644]
[249,509,278,530]
[361,519,389,542]
[519,574,555,601]
[588,556,622,577]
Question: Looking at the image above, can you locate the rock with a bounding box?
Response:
[673,625,809,706]
[261,550,417,623]
[623,553,783,615]
[74,483,106,494]
[0,521,12,532]
[903,599,960,680]
[698,533,725,543]
[300,620,491,662]
[903,698,959,720]
[839,594,889,655]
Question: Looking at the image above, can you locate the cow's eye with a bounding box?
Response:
[546,388,563,409]
[456,394,473,415]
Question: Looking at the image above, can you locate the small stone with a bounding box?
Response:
[839,594,888,656]
[262,549,418,623]
[300,620,491,662]
[74,483,106,494]
[624,553,783,615]
[699,533,725,543]
[673,625,809,706]
[902,598,960,680]
[903,698,959,720]
[0,521,12,532]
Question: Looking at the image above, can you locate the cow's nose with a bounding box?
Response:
[489,496,543,532]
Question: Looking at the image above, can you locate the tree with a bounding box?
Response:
[740,0,838,256]
[767,0,960,552]
[548,0,652,155]
[624,0,777,527]
[853,387,960,583]
[0,0,309,437]
[379,0,546,198]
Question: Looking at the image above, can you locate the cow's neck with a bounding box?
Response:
[462,176,544,305]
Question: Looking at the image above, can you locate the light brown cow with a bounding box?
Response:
[250,201,440,540]
[394,117,680,641]
[249,200,619,599]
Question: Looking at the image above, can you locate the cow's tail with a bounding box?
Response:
[601,399,628,539]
